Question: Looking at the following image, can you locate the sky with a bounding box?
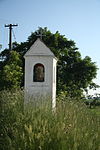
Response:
[0,0,100,95]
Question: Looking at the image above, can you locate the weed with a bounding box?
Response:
[0,90,100,150]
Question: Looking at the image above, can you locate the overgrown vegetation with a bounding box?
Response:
[0,27,99,149]
[0,90,100,150]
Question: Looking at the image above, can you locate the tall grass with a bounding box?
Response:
[0,90,100,150]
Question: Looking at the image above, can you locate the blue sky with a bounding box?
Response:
[0,0,100,94]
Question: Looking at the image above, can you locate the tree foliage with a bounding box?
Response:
[0,51,23,90]
[0,27,98,97]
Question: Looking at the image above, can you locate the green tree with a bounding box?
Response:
[0,27,98,97]
[0,51,23,90]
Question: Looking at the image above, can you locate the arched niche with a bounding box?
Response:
[33,63,45,82]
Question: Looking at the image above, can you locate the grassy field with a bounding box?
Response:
[89,106,100,116]
[0,90,100,150]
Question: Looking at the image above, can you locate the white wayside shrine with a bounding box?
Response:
[24,38,57,108]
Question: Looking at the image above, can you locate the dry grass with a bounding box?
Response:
[0,90,100,150]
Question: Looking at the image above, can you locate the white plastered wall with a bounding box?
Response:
[52,58,57,108]
[24,56,56,102]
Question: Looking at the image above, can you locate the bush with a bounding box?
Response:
[0,90,100,150]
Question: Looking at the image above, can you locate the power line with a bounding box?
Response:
[12,29,16,40]
[0,44,2,49]
[5,24,18,50]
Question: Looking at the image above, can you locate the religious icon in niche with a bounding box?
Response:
[33,63,44,82]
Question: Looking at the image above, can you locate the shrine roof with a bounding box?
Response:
[24,38,56,57]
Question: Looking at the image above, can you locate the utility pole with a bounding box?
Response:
[5,24,18,50]
[0,27,2,50]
